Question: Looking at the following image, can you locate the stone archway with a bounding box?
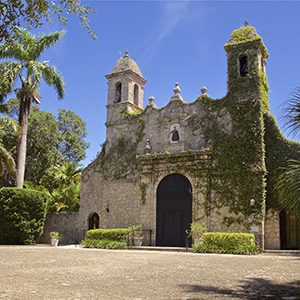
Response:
[88,212,99,230]
[156,174,192,247]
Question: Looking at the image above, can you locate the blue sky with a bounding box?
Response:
[24,1,300,167]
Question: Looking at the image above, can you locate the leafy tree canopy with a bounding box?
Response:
[0,0,97,42]
[57,108,90,163]
[2,99,89,186]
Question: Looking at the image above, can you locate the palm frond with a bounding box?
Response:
[282,86,300,138]
[0,144,16,175]
[34,30,66,59]
[0,61,23,101]
[275,159,300,213]
[41,63,65,99]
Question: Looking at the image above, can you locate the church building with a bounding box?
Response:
[78,23,300,250]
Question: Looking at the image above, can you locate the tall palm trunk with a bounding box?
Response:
[16,97,31,188]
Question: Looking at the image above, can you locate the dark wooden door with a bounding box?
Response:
[156,174,192,247]
[280,209,300,250]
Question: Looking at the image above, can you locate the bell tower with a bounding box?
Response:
[224,21,269,111]
[105,50,147,124]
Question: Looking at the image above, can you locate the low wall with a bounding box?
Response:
[38,212,86,245]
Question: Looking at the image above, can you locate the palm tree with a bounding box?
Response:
[0,116,19,178]
[277,86,300,215]
[0,27,65,188]
[275,160,300,216]
[46,161,82,205]
[282,85,300,137]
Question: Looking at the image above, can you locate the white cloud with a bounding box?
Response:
[141,0,190,61]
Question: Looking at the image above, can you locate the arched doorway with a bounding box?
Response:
[88,212,99,230]
[280,209,300,250]
[156,174,192,247]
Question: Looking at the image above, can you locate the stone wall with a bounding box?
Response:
[264,209,280,250]
[38,212,85,245]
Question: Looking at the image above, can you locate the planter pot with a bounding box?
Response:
[134,238,143,246]
[51,238,59,247]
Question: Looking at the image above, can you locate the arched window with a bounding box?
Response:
[88,212,99,230]
[134,84,139,106]
[115,82,122,103]
[239,55,248,77]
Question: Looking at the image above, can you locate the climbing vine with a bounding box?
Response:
[87,24,300,227]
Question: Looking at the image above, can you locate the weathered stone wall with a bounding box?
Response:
[38,212,85,245]
[264,209,280,250]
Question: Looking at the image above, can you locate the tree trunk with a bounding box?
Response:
[16,98,31,188]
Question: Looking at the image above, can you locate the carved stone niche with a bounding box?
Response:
[170,124,180,143]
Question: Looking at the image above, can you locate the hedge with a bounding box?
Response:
[82,239,126,249]
[86,228,130,242]
[0,188,47,244]
[193,232,259,255]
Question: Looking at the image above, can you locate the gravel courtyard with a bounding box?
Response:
[0,245,299,300]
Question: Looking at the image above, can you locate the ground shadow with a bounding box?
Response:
[180,278,300,299]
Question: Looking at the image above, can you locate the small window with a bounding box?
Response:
[134,84,139,106]
[239,55,248,77]
[115,82,122,103]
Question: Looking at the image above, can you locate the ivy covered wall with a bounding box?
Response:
[79,24,300,248]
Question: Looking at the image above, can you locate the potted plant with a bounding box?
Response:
[189,222,207,245]
[129,224,144,246]
[49,231,61,247]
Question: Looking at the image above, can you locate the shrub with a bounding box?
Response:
[86,228,130,242]
[82,239,126,249]
[0,188,47,244]
[193,232,259,255]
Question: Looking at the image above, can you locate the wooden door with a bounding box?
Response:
[156,174,192,247]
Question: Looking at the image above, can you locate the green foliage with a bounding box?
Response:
[43,161,82,212]
[86,228,130,242]
[95,109,145,180]
[0,27,66,188]
[264,113,300,211]
[193,232,259,255]
[227,26,260,44]
[82,239,126,249]
[0,187,47,244]
[49,231,62,240]
[1,101,90,187]
[282,86,300,137]
[0,116,18,179]
[139,182,148,205]
[57,108,90,163]
[0,0,97,42]
[275,160,300,215]
[189,222,207,239]
[128,224,143,238]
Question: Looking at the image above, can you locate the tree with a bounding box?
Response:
[45,161,82,207]
[282,85,300,138]
[0,27,65,188]
[277,86,300,215]
[57,108,90,163]
[276,160,300,216]
[0,116,19,180]
[0,0,97,42]
[0,187,47,244]
[24,107,63,185]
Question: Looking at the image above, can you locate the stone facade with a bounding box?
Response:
[264,210,280,250]
[51,24,299,250]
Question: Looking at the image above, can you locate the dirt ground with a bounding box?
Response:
[0,245,299,300]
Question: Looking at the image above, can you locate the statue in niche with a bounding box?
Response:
[170,125,180,142]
